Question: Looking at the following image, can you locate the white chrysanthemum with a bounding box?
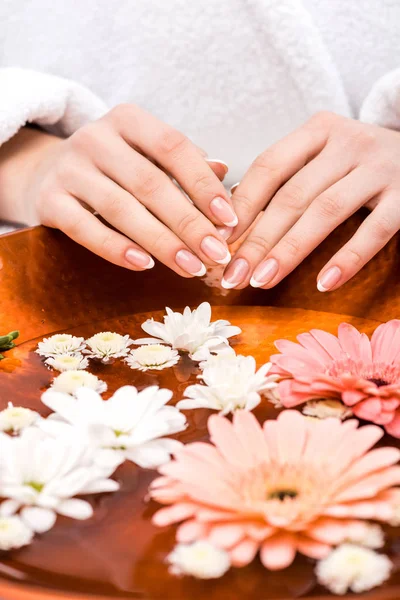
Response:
[84,332,133,362]
[41,385,187,469]
[51,370,107,396]
[36,334,85,357]
[0,515,34,550]
[45,353,89,372]
[0,428,121,533]
[133,302,241,360]
[126,344,180,371]
[303,399,353,420]
[166,541,231,579]
[0,403,40,433]
[316,544,392,595]
[177,348,278,415]
[344,523,384,549]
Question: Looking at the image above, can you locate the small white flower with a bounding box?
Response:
[45,353,89,372]
[36,334,85,357]
[84,332,133,362]
[0,514,34,550]
[0,428,121,533]
[133,302,241,360]
[41,385,187,469]
[51,370,107,396]
[316,544,392,595]
[303,399,353,420]
[344,523,384,549]
[0,403,40,433]
[166,541,231,579]
[177,348,278,415]
[126,344,180,371]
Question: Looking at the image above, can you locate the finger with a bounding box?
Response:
[316,193,400,292]
[229,114,331,242]
[49,195,155,271]
[80,133,231,266]
[206,159,229,182]
[106,104,237,227]
[229,167,383,289]
[64,168,210,278]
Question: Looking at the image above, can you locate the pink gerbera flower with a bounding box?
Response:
[151,410,400,570]
[270,320,400,437]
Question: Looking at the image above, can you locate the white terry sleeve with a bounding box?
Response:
[360,68,400,130]
[0,67,108,146]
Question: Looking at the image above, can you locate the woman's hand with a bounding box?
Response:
[222,112,400,291]
[1,105,237,277]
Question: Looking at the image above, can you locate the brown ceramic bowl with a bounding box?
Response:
[0,219,399,600]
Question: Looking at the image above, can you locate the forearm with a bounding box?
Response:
[0,127,62,224]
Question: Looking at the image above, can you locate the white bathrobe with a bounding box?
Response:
[0,0,400,233]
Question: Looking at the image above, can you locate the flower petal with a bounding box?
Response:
[21,507,57,533]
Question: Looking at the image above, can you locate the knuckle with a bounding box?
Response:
[150,230,174,256]
[243,233,271,256]
[69,124,98,152]
[63,211,86,238]
[276,183,306,212]
[136,170,163,200]
[192,172,216,197]
[108,103,135,124]
[100,188,124,219]
[346,246,364,267]
[156,127,187,155]
[252,150,280,177]
[316,191,344,218]
[281,235,301,257]
[175,211,201,238]
[232,192,256,213]
[98,230,116,256]
[308,111,337,128]
[373,215,394,240]
[372,157,395,178]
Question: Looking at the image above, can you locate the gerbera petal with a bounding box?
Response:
[274,339,326,369]
[385,409,400,438]
[337,323,364,361]
[176,519,209,543]
[338,447,400,488]
[232,411,270,464]
[352,398,383,421]
[229,538,259,567]
[371,320,400,363]
[208,414,250,468]
[334,466,400,502]
[295,536,332,560]
[208,523,244,549]
[274,410,307,463]
[307,329,343,360]
[260,534,296,570]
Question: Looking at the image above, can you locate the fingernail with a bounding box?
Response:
[210,197,238,227]
[125,248,155,269]
[230,182,240,194]
[206,159,229,174]
[217,225,234,240]
[250,258,279,288]
[175,249,206,277]
[317,266,342,292]
[221,258,249,289]
[201,236,231,265]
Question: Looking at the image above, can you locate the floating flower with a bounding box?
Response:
[51,370,107,395]
[270,320,400,437]
[166,541,231,579]
[0,514,34,550]
[151,410,400,570]
[302,399,353,421]
[316,544,392,595]
[126,344,180,371]
[36,334,85,357]
[0,403,40,433]
[133,302,241,360]
[0,427,121,533]
[84,332,133,362]
[45,353,89,372]
[177,348,277,414]
[41,385,187,469]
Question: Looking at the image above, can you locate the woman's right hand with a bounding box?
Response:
[8,104,236,277]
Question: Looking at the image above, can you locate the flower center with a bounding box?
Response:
[327,359,400,386]
[367,377,389,388]
[26,481,44,493]
[267,488,298,501]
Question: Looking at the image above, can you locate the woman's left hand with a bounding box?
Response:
[222,112,400,291]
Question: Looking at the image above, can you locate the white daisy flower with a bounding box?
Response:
[0,403,40,433]
[166,541,231,579]
[126,344,180,371]
[133,302,241,360]
[177,348,278,415]
[0,514,34,550]
[84,332,133,362]
[303,399,353,420]
[0,427,122,533]
[41,385,187,469]
[51,370,107,396]
[36,334,85,357]
[45,353,89,372]
[316,544,392,595]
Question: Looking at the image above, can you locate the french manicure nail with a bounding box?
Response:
[210,196,238,227]
[217,225,234,240]
[221,258,249,289]
[125,248,155,269]
[317,266,342,292]
[201,236,231,265]
[230,182,240,194]
[206,159,229,174]
[175,249,206,277]
[250,258,279,288]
